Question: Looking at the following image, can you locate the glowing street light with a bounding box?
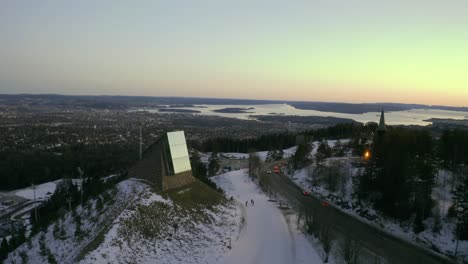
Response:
[363,150,371,160]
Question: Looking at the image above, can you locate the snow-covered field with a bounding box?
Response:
[212,169,323,264]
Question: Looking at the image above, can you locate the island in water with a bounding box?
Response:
[212,107,255,113]
[158,108,201,113]
[425,118,468,128]
[168,104,207,108]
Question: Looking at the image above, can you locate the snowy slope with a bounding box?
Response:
[6,179,241,264]
[212,169,322,264]
[5,179,147,264]
[81,182,240,264]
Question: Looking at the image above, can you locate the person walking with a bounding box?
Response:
[251,199,254,206]
[245,201,248,207]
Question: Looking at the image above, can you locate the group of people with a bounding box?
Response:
[245,199,254,207]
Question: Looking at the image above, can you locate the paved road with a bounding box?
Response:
[0,200,41,222]
[259,164,453,264]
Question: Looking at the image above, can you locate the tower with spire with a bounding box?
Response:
[377,109,386,136]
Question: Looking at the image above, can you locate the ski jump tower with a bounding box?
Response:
[129,131,194,191]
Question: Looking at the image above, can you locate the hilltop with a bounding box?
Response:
[4,179,241,264]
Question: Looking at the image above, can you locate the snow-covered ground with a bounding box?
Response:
[5,179,145,264]
[200,145,298,164]
[81,180,240,264]
[13,178,85,201]
[14,181,59,201]
[433,169,456,218]
[221,153,249,160]
[209,139,466,262]
[255,146,298,161]
[6,178,242,264]
[5,179,241,264]
[287,141,468,262]
[212,169,323,264]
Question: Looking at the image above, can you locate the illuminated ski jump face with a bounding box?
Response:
[166,131,191,174]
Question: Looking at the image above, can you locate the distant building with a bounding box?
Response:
[129,131,194,191]
[377,109,387,136]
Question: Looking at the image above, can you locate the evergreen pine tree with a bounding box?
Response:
[248,151,262,179]
[292,143,312,169]
[208,152,221,176]
[453,170,468,240]
[274,149,284,161]
[316,141,332,164]
[265,150,274,162]
[0,237,10,260]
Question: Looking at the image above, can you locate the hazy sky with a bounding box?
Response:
[1,1,468,106]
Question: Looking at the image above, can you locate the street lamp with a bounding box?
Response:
[363,150,371,161]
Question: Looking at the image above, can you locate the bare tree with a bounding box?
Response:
[340,236,362,264]
[304,209,319,237]
[308,165,316,186]
[320,225,333,263]
[326,160,343,193]
[432,202,442,234]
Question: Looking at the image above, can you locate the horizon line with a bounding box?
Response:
[0,92,467,109]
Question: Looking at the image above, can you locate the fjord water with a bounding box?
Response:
[140,104,468,126]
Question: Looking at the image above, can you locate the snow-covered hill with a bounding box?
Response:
[5,179,241,264]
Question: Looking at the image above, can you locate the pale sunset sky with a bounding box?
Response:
[1,1,468,106]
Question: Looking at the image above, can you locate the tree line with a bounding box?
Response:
[0,143,138,190]
[1,123,365,191]
[195,123,367,153]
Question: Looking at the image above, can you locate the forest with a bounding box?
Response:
[195,123,368,153]
[0,143,138,190]
[355,128,468,239]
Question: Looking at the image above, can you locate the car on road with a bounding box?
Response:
[266,170,272,174]
[302,191,310,196]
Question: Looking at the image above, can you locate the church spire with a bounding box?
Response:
[377,109,386,134]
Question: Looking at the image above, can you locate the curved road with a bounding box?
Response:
[214,170,322,264]
[259,164,453,264]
